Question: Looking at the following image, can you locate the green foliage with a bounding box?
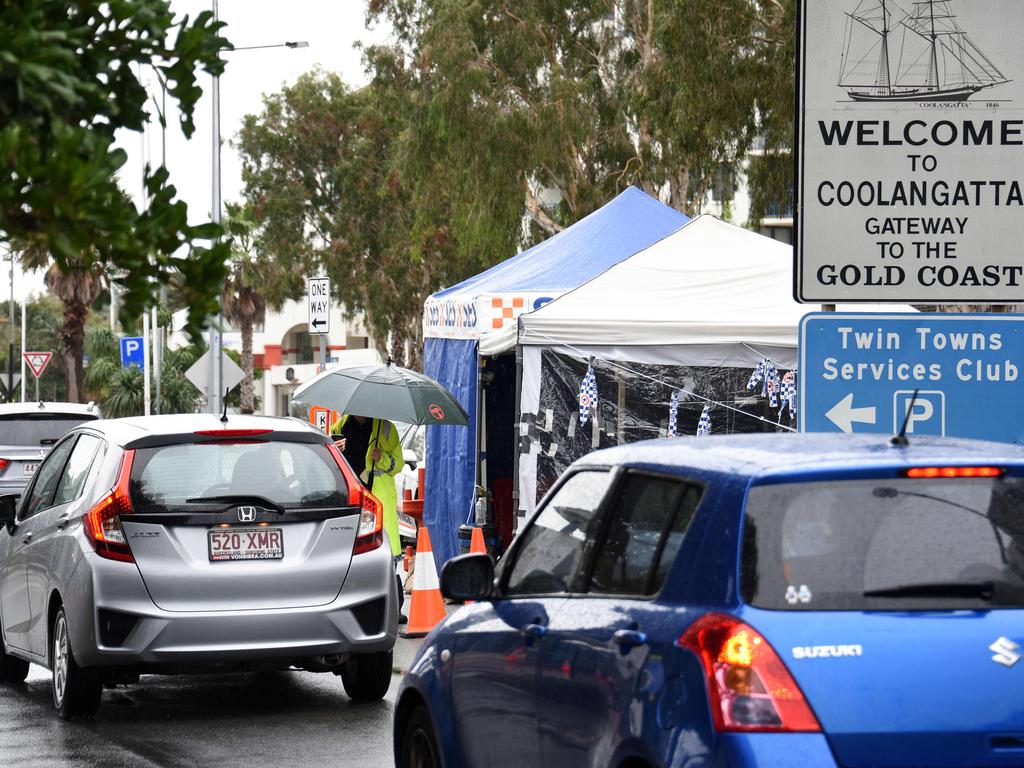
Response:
[0,0,233,339]
[84,326,203,417]
[237,71,441,363]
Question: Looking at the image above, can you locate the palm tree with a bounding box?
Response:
[20,248,106,403]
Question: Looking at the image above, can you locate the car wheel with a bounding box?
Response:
[399,705,441,768]
[51,607,102,719]
[0,632,29,684]
[340,650,393,702]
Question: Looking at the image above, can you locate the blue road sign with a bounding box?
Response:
[800,313,1024,444]
[120,336,145,370]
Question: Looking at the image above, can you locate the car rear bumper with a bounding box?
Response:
[716,733,838,767]
[65,543,398,667]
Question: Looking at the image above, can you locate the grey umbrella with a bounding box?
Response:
[290,362,469,426]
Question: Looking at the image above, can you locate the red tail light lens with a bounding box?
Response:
[83,450,136,563]
[326,444,384,554]
[354,491,384,554]
[679,613,821,733]
[904,466,1002,479]
[0,459,8,471]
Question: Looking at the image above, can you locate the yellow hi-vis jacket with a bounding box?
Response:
[331,415,403,556]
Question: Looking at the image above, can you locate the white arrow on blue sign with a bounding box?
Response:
[800,313,1024,444]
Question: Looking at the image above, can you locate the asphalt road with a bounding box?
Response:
[0,637,422,768]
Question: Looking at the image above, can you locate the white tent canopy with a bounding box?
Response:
[517,214,917,363]
[514,215,918,519]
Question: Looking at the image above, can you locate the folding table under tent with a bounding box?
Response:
[422,187,689,566]
[514,214,919,519]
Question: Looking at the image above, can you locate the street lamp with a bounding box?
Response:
[208,0,308,415]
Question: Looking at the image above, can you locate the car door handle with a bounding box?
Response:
[20,533,32,545]
[612,629,648,651]
[56,512,71,529]
[522,623,548,638]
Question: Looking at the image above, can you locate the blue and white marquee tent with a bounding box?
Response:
[422,187,688,565]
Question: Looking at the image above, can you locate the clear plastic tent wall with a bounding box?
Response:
[422,187,688,566]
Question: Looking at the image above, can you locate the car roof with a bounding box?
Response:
[80,413,325,446]
[0,401,100,417]
[575,432,1024,479]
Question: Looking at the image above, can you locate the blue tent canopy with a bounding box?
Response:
[422,187,688,565]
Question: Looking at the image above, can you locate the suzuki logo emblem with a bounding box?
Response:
[990,637,1021,668]
[237,506,256,523]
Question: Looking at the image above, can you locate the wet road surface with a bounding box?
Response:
[0,650,413,768]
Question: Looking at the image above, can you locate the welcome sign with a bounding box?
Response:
[797,0,1024,303]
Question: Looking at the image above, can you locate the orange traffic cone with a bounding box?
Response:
[469,526,487,555]
[401,526,446,638]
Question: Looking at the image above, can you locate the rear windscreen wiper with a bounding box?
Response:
[863,580,995,600]
[185,495,285,513]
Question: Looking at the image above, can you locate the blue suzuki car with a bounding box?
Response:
[394,433,1024,767]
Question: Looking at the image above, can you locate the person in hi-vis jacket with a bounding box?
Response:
[330,414,403,557]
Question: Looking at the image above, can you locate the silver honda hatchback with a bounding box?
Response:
[0,414,399,718]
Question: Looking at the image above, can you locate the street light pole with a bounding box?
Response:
[206,14,308,415]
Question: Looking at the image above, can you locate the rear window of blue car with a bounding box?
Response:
[742,477,1024,611]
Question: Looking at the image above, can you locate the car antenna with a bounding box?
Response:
[890,388,919,447]
[220,387,230,423]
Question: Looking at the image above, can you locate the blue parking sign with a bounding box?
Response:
[800,313,1024,444]
[120,336,145,370]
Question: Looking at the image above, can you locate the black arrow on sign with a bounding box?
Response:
[311,317,327,329]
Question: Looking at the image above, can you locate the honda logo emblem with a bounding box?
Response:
[237,506,256,523]
[990,637,1021,668]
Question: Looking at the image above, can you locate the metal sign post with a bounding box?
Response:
[800,312,1024,443]
[796,0,1024,304]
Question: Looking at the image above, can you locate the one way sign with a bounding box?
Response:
[307,277,330,336]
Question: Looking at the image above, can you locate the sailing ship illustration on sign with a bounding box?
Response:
[838,0,1009,102]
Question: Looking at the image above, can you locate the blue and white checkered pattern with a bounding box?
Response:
[696,404,712,437]
[579,364,598,426]
[779,369,798,422]
[667,391,680,437]
[748,358,781,408]
[764,362,780,408]
[746,360,766,392]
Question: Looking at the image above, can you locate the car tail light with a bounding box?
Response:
[327,444,384,554]
[83,450,136,563]
[903,466,1003,479]
[679,613,821,733]
[354,491,384,554]
[0,459,8,471]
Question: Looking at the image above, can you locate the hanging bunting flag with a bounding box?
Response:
[578,363,598,426]
[779,369,798,422]
[667,391,680,437]
[746,359,767,393]
[764,362,781,408]
[696,404,712,437]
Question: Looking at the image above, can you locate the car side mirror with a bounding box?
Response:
[440,553,494,602]
[0,494,19,529]
[402,448,418,468]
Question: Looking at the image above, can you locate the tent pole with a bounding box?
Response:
[512,343,523,533]
[472,353,484,523]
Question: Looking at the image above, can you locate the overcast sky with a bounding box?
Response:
[19,0,388,300]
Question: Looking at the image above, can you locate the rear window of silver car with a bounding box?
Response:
[741,477,1024,611]
[0,415,97,446]
[129,440,348,510]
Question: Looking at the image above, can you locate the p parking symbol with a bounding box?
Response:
[893,390,945,436]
